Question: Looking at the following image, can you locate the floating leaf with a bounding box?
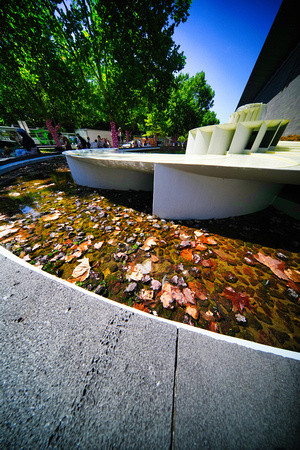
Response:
[78,239,92,251]
[202,236,217,245]
[141,236,157,250]
[0,225,19,238]
[214,248,231,260]
[185,304,199,320]
[182,288,196,305]
[180,248,194,262]
[138,289,154,302]
[195,243,207,251]
[136,258,152,274]
[284,268,300,283]
[209,322,219,332]
[133,303,149,313]
[223,286,251,313]
[72,257,90,281]
[42,212,60,221]
[94,241,104,249]
[151,279,161,291]
[254,252,289,280]
[160,283,175,309]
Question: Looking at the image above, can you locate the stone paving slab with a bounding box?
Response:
[0,248,300,449]
[173,328,300,449]
[0,252,177,449]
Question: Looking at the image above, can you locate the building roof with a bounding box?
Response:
[237,0,300,108]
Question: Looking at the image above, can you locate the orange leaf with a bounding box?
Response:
[180,248,194,262]
[195,243,207,251]
[133,303,150,313]
[285,268,300,283]
[78,239,92,251]
[185,304,199,320]
[254,252,289,280]
[202,236,217,245]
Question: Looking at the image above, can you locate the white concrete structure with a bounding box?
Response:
[64,104,300,220]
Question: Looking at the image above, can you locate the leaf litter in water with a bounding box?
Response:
[0,157,299,352]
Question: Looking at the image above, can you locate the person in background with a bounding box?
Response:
[86,136,91,148]
[117,127,123,145]
[90,139,98,148]
[103,138,110,148]
[97,135,103,148]
[16,128,39,154]
[62,135,72,150]
[76,133,87,149]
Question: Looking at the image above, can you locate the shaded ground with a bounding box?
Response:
[0,157,299,352]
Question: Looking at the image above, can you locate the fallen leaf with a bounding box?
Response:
[78,239,92,251]
[151,279,161,291]
[194,230,203,238]
[94,241,104,249]
[214,248,231,260]
[185,304,199,320]
[72,257,90,281]
[202,236,217,245]
[180,248,194,262]
[195,243,207,251]
[138,289,154,301]
[179,231,191,240]
[284,268,300,283]
[209,322,219,332]
[42,212,60,221]
[141,236,157,251]
[182,288,196,305]
[222,286,251,313]
[150,254,159,263]
[254,252,289,280]
[0,226,19,239]
[136,258,152,274]
[160,283,175,309]
[188,281,207,301]
[201,310,215,321]
[126,264,144,281]
[133,303,150,313]
[72,250,82,258]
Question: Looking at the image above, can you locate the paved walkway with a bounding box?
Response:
[0,246,299,449]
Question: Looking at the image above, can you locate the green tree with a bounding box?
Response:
[52,0,192,146]
[166,72,219,141]
[0,0,93,132]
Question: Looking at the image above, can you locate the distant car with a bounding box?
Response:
[121,141,134,148]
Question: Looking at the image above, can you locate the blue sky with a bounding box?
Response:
[173,0,283,123]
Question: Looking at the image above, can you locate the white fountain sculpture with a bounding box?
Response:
[64,104,300,220]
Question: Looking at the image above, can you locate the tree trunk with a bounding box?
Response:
[125,130,130,143]
[45,119,62,147]
[110,121,119,148]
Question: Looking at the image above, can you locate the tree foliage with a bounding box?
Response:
[146,71,219,140]
[0,0,192,137]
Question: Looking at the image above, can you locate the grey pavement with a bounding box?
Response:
[1,247,300,449]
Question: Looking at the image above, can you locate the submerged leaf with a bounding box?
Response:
[254,252,289,280]
[72,257,90,281]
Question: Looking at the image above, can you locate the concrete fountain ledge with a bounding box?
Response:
[64,104,300,220]
[64,141,300,220]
